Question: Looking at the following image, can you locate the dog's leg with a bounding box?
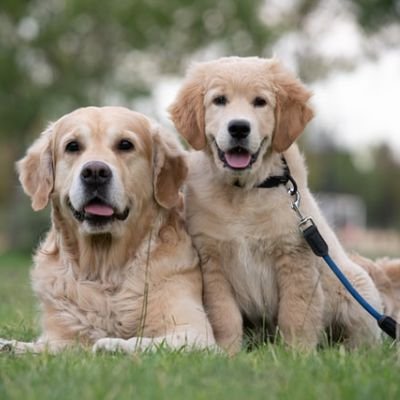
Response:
[276,256,324,350]
[342,306,381,348]
[0,338,47,354]
[201,258,243,355]
[93,337,153,353]
[0,338,70,354]
[335,267,382,347]
[92,329,220,353]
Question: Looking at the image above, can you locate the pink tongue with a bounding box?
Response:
[84,203,114,217]
[225,151,251,169]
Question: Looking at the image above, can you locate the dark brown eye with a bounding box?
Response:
[213,95,228,106]
[65,141,80,153]
[253,97,267,107]
[117,139,134,151]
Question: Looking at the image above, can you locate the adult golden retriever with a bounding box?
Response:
[0,106,215,354]
[169,57,393,353]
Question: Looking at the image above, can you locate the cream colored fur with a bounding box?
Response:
[352,254,400,324]
[170,57,383,353]
[0,106,215,354]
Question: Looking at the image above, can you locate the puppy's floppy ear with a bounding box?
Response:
[16,125,54,211]
[168,67,206,150]
[153,128,188,209]
[270,61,314,153]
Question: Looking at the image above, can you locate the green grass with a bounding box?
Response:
[1,252,400,400]
[0,252,37,341]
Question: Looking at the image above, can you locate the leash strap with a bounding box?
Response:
[301,219,397,339]
[257,156,399,340]
[292,180,399,340]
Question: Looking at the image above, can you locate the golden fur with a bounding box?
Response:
[0,106,215,354]
[352,254,400,323]
[170,57,386,353]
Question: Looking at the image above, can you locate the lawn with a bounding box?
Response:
[1,252,400,400]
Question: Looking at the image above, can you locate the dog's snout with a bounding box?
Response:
[228,120,251,140]
[80,161,112,186]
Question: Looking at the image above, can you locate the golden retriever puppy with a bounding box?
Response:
[169,57,382,353]
[0,106,215,354]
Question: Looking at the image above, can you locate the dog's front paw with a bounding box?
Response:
[93,337,147,353]
[93,338,127,353]
[0,338,14,352]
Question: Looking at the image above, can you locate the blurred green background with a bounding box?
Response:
[1,0,399,254]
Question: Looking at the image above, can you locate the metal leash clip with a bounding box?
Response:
[286,179,329,257]
[286,177,313,231]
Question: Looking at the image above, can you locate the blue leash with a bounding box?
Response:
[256,155,398,339]
[322,254,382,321]
[288,181,399,340]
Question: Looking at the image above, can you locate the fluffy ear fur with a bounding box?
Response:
[153,129,188,209]
[270,62,314,153]
[168,68,206,150]
[16,125,54,211]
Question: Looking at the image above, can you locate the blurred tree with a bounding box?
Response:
[351,0,400,30]
[293,0,400,32]
[307,142,400,229]
[1,0,271,150]
[1,0,399,250]
[1,0,273,250]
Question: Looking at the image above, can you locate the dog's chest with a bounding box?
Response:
[189,186,292,322]
[36,265,148,341]
[221,239,279,323]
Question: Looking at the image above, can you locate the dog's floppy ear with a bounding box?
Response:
[16,125,54,211]
[168,67,206,150]
[153,128,188,209]
[270,61,314,153]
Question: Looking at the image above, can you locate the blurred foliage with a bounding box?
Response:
[307,141,400,229]
[0,0,270,144]
[1,0,272,250]
[0,0,399,251]
[352,0,400,30]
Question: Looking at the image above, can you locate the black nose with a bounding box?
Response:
[80,161,112,186]
[228,120,251,140]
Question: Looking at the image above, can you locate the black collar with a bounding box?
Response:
[233,156,297,191]
[256,156,297,192]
